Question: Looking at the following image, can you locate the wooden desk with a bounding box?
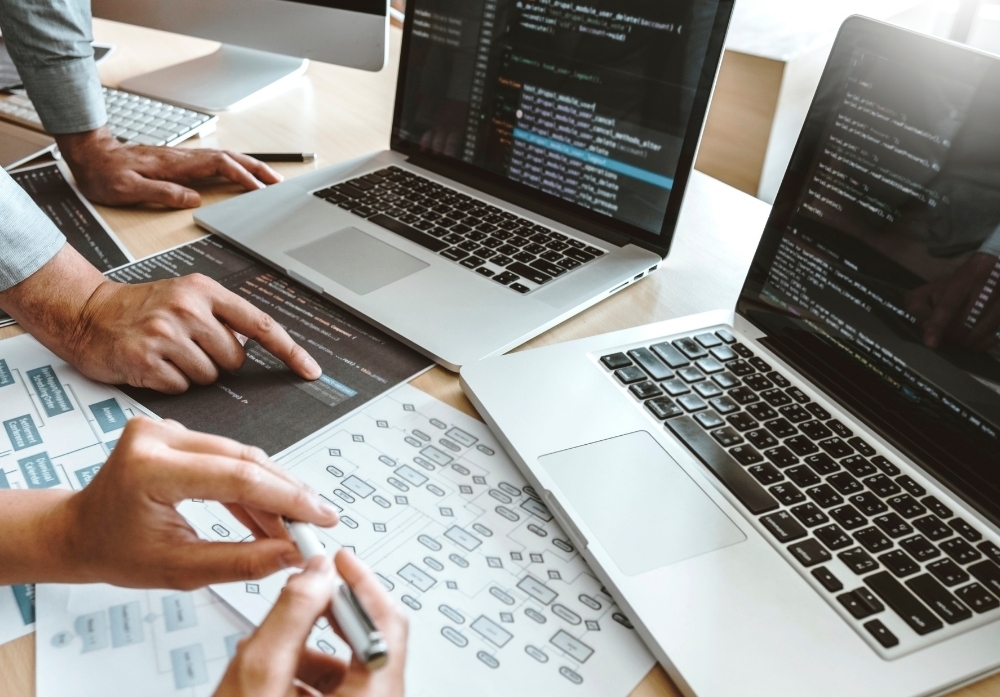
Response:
[0,18,997,697]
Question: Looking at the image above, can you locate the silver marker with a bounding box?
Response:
[283,518,389,669]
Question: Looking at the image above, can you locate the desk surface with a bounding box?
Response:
[0,18,997,697]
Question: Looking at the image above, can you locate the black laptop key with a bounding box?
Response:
[730,445,764,466]
[767,371,791,388]
[715,329,736,344]
[769,483,805,506]
[786,386,809,404]
[746,403,778,421]
[748,357,772,372]
[864,473,900,498]
[763,418,797,439]
[509,282,530,294]
[513,251,535,263]
[967,560,1000,596]
[825,419,852,439]
[839,547,879,575]
[838,589,883,619]
[940,538,982,565]
[678,366,706,383]
[729,387,759,405]
[712,371,740,389]
[370,214,449,252]
[854,527,892,554]
[886,495,926,519]
[787,465,821,488]
[440,247,470,261]
[442,232,464,245]
[812,566,844,592]
[818,437,854,459]
[650,342,690,368]
[956,583,1000,613]
[784,436,818,456]
[870,455,901,476]
[695,357,725,374]
[563,248,595,263]
[789,538,831,567]
[710,427,744,448]
[913,514,953,541]
[804,453,839,475]
[708,396,739,414]
[880,550,921,578]
[629,381,662,400]
[948,518,982,543]
[921,496,953,520]
[693,382,723,399]
[899,535,940,562]
[694,332,722,348]
[805,403,832,420]
[847,437,876,457]
[799,420,832,440]
[665,416,778,514]
[492,271,517,285]
[746,429,778,450]
[475,267,495,278]
[677,394,707,412]
[906,575,972,624]
[895,475,926,497]
[529,258,567,277]
[694,411,725,429]
[732,342,754,358]
[760,510,808,542]
[506,262,552,285]
[763,446,798,468]
[865,572,943,635]
[791,503,828,527]
[927,559,969,587]
[831,505,867,530]
[459,256,485,269]
[979,541,1000,565]
[727,359,755,377]
[828,472,863,495]
[760,388,792,407]
[662,379,690,396]
[584,245,604,256]
[806,484,843,508]
[614,366,646,385]
[841,456,877,478]
[646,396,683,420]
[743,374,774,391]
[815,524,852,551]
[601,353,632,370]
[778,404,811,423]
[710,345,737,362]
[873,513,913,539]
[748,463,784,485]
[627,347,674,381]
[850,492,888,517]
[672,337,708,359]
[864,619,899,648]
[726,413,758,432]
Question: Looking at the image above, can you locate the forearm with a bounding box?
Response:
[0,491,80,585]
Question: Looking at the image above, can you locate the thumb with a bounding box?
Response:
[170,538,300,587]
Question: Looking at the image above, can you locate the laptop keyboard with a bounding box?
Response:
[311,166,606,294]
[600,328,1000,657]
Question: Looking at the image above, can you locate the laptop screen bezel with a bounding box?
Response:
[388,0,736,256]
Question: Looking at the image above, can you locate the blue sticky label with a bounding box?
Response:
[89,398,127,433]
[318,374,358,397]
[3,414,42,451]
[26,366,73,417]
[74,611,109,652]
[171,645,208,688]
[12,585,34,625]
[109,602,145,647]
[163,593,198,632]
[0,359,13,387]
[74,464,103,488]
[0,469,9,489]
[18,452,58,489]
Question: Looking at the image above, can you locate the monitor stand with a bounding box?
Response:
[118,44,308,112]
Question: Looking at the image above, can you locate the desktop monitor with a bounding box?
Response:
[92,0,389,111]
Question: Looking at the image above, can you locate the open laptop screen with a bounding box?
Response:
[739,17,1000,524]
[391,0,732,249]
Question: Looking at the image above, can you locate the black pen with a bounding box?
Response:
[243,152,317,162]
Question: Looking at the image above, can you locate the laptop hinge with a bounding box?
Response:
[405,154,632,248]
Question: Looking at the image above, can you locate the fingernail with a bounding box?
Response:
[281,549,305,568]
[306,555,332,572]
[319,501,340,521]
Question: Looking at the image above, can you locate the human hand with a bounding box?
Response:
[904,252,1000,350]
[58,417,340,589]
[55,127,282,208]
[216,551,408,697]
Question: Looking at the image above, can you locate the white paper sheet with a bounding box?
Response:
[0,334,138,645]
[181,384,656,697]
[35,584,252,697]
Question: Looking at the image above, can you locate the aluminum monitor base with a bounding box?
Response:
[119,44,307,112]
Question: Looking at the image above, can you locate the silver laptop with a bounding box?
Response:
[193,0,735,370]
[462,18,1000,697]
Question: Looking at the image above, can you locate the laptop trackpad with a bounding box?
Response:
[286,227,429,295]
[539,431,745,576]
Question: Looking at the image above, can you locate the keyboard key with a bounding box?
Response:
[650,342,690,368]
[828,472,863,495]
[748,357,772,372]
[831,505,867,530]
[627,348,674,381]
[563,248,594,263]
[841,456,877,478]
[805,403,832,420]
[746,430,778,449]
[763,446,798,468]
[513,251,535,263]
[778,404,811,423]
[948,518,982,543]
[967,560,1000,596]
[806,484,843,508]
[694,411,725,429]
[979,541,1000,565]
[459,256,485,269]
[940,538,982,565]
[629,382,662,400]
[726,413,758,432]
[886,495,926,519]
[743,374,774,391]
[789,538,831,567]
[729,387,759,405]
[799,420,832,440]
[678,366,705,383]
[818,438,854,458]
[927,559,969,586]
[763,418,797,438]
[601,353,632,370]
[921,496,953,520]
[509,282,530,294]
[493,270,518,285]
[727,360,754,377]
[662,379,690,396]
[880,549,921,578]
[492,254,514,266]
[614,366,646,384]
[812,566,844,592]
[710,427,744,447]
[673,337,708,359]
[730,445,764,465]
[475,266,495,279]
[906,575,972,624]
[786,386,809,403]
[899,535,940,562]
[694,332,722,348]
[784,436,818,456]
[826,419,853,438]
[863,473,900,498]
[815,524,852,550]
[839,547,879,575]
[710,345,737,362]
[838,588,884,619]
[847,437,876,457]
[769,483,805,506]
[677,394,707,412]
[873,513,913,539]
[864,619,899,648]
[732,343,754,358]
[712,372,740,389]
[506,262,552,285]
[441,247,470,261]
[791,502,828,527]
[767,371,791,388]
[695,357,725,374]
[896,475,926,497]
[369,214,449,252]
[849,492,887,517]
[854,527,892,553]
[665,417,778,514]
[760,388,791,406]
[748,463,784,485]
[787,466,821,488]
[761,511,808,542]
[646,397,683,420]
[870,455,901,476]
[804,453,839,475]
[865,572,943,635]
[529,258,566,277]
[708,396,739,414]
[715,329,736,344]
[913,514,953,541]
[694,382,723,399]
[954,583,1000,613]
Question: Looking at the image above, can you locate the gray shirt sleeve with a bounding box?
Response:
[0,168,66,292]
[0,0,107,133]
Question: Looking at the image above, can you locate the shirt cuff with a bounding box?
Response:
[18,57,107,134]
[980,227,1000,259]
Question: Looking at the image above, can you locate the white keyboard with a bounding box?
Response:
[0,87,217,146]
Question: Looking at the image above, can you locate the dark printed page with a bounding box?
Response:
[108,236,433,454]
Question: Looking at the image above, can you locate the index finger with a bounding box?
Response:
[209,288,322,380]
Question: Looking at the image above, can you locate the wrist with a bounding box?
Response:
[0,490,84,585]
[55,127,120,172]
[46,492,98,583]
